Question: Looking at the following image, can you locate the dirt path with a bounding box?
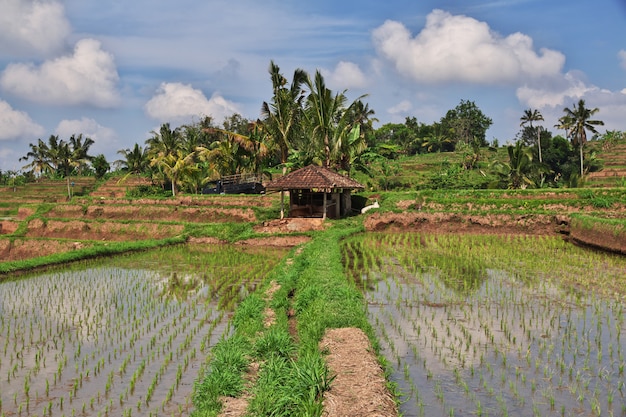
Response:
[320,328,398,417]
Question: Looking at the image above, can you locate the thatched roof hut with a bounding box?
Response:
[266,165,364,219]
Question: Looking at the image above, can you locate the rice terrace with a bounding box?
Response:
[1,174,625,417]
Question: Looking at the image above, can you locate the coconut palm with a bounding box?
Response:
[561,99,604,177]
[304,70,367,172]
[20,137,54,179]
[68,134,95,175]
[149,149,197,197]
[520,108,545,163]
[116,143,149,174]
[146,123,181,160]
[260,61,308,172]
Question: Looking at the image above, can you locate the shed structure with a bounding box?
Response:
[265,165,364,219]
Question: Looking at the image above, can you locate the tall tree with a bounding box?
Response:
[149,149,197,197]
[440,100,493,148]
[561,99,604,177]
[146,123,183,190]
[115,143,149,174]
[92,154,110,179]
[20,137,54,179]
[520,108,545,163]
[260,61,308,172]
[69,134,95,175]
[304,70,366,171]
[146,123,181,160]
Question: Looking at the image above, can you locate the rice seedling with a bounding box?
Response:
[342,232,626,417]
[0,243,288,417]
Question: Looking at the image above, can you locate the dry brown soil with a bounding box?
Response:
[320,328,398,417]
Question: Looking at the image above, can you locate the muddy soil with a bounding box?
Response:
[364,211,563,235]
[25,218,185,241]
[570,223,626,254]
[254,217,327,233]
[46,204,257,223]
[0,239,91,261]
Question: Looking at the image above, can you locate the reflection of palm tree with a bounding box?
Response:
[520,108,544,163]
[561,99,604,177]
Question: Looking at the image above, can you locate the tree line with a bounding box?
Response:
[9,60,621,195]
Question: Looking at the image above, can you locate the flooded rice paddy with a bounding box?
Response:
[0,243,288,417]
[343,233,626,417]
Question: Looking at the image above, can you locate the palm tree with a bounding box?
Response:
[69,134,95,175]
[561,99,604,177]
[149,149,197,197]
[304,70,368,172]
[55,140,78,198]
[20,137,54,179]
[116,143,149,174]
[146,123,183,191]
[260,61,308,172]
[146,123,181,160]
[491,142,534,189]
[520,108,544,163]
[305,70,345,168]
[197,125,268,177]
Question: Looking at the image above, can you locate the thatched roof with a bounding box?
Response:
[266,165,364,191]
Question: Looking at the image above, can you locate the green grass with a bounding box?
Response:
[191,220,390,417]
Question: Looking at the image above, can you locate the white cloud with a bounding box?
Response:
[516,71,593,108]
[55,117,120,157]
[372,9,565,85]
[0,99,45,141]
[619,50,626,70]
[0,39,120,107]
[0,0,70,57]
[56,117,117,143]
[144,82,241,123]
[388,100,412,115]
[323,61,368,90]
[516,71,626,135]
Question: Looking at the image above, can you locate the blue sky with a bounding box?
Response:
[1,0,625,171]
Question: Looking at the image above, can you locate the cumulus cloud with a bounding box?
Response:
[619,50,626,70]
[516,71,626,135]
[56,118,117,143]
[388,100,412,115]
[0,39,120,107]
[0,0,70,57]
[372,9,565,84]
[0,99,45,141]
[323,61,368,90]
[55,117,120,156]
[144,82,240,123]
[516,71,593,108]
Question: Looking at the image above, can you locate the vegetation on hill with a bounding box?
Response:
[4,60,624,196]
